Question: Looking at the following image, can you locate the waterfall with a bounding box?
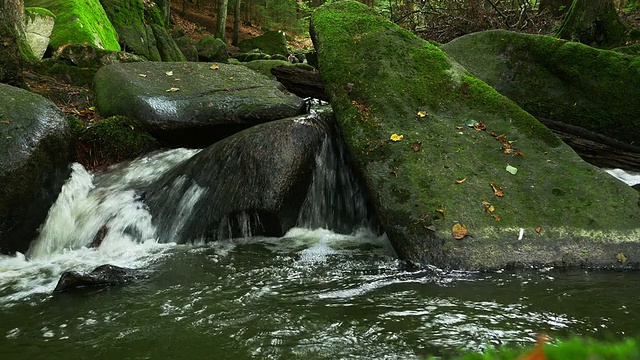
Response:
[26,149,200,258]
[296,127,376,234]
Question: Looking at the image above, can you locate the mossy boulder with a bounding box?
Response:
[73,116,159,170]
[0,83,72,255]
[25,0,120,51]
[311,1,640,270]
[232,50,273,62]
[237,30,288,56]
[195,35,228,62]
[440,30,640,146]
[24,7,56,59]
[613,43,640,56]
[172,27,198,62]
[93,62,307,147]
[99,0,186,62]
[146,111,332,244]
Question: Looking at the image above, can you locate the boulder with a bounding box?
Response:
[440,30,640,147]
[311,1,640,270]
[172,27,198,62]
[242,59,314,78]
[613,43,640,56]
[100,0,186,62]
[53,43,147,68]
[0,84,72,255]
[53,264,146,292]
[145,111,333,244]
[94,62,307,147]
[232,50,272,62]
[24,7,56,59]
[195,35,228,62]
[237,30,288,56]
[25,0,120,51]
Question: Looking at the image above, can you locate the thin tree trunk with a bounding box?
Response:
[555,0,626,48]
[0,0,28,86]
[232,0,241,46]
[215,0,229,41]
[154,0,171,26]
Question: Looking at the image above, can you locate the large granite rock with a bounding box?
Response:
[100,0,186,62]
[146,110,332,244]
[25,0,120,51]
[24,7,56,59]
[311,1,640,270]
[94,62,307,147]
[195,35,228,62]
[440,30,640,146]
[0,84,72,255]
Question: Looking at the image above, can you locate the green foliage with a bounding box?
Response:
[428,337,640,360]
[73,116,158,170]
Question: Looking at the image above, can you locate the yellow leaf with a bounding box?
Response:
[166,87,180,92]
[165,71,173,76]
[436,208,446,217]
[390,133,403,142]
[210,64,220,70]
[617,252,628,263]
[482,200,495,213]
[452,223,468,240]
[137,73,147,78]
[455,178,467,184]
[417,111,427,118]
[129,125,135,130]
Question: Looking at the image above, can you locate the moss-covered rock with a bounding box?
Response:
[237,30,288,56]
[441,30,640,146]
[0,83,72,255]
[99,0,186,62]
[93,62,307,147]
[195,35,228,62]
[172,27,198,62]
[25,0,120,51]
[311,1,640,270]
[73,116,158,170]
[613,43,640,56]
[232,50,273,62]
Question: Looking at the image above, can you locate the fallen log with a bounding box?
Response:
[537,117,640,172]
[271,65,329,102]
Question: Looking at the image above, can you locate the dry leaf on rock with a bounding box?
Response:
[452,223,468,240]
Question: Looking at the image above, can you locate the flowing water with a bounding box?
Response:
[1,146,640,360]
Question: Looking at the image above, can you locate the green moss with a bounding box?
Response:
[74,116,158,170]
[25,7,55,21]
[25,0,120,51]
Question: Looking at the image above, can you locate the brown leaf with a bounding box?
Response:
[473,121,486,131]
[482,200,495,213]
[514,151,526,157]
[489,182,504,197]
[411,141,422,152]
[452,223,468,240]
[491,214,501,222]
[455,126,464,131]
[1,120,9,124]
[535,226,542,234]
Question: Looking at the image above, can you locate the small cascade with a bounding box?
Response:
[296,126,377,234]
[27,149,200,258]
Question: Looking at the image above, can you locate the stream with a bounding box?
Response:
[1,148,639,360]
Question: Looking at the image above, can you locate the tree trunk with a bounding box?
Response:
[555,0,626,48]
[154,0,171,26]
[232,0,241,46]
[215,0,229,41]
[0,0,28,86]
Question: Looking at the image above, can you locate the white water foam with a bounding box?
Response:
[0,149,199,305]
[605,168,640,186]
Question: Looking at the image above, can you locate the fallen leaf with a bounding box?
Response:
[129,125,134,130]
[506,165,518,175]
[1,120,9,124]
[489,181,504,197]
[210,64,220,70]
[390,133,403,142]
[389,169,397,177]
[455,178,467,184]
[436,208,446,217]
[514,151,526,157]
[617,252,628,263]
[488,131,497,137]
[535,226,542,234]
[166,87,180,92]
[165,70,173,76]
[517,334,548,360]
[417,110,427,118]
[491,214,501,222]
[482,200,495,213]
[455,126,464,131]
[137,73,147,77]
[411,141,422,152]
[452,223,468,240]
[473,121,486,131]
